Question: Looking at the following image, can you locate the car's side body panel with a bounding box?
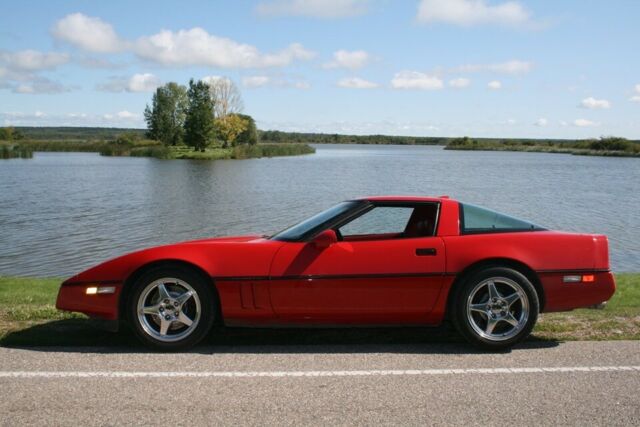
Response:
[264,236,447,324]
[443,231,604,272]
[56,196,616,328]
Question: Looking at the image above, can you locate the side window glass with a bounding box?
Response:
[339,207,413,237]
[461,203,543,233]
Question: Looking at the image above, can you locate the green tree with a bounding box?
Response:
[234,114,258,145]
[215,114,248,148]
[0,127,22,141]
[144,82,188,146]
[184,79,215,152]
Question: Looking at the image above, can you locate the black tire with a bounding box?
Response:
[127,266,215,351]
[451,267,539,351]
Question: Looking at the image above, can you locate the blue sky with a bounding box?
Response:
[1,0,639,138]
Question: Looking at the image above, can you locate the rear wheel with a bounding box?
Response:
[128,267,215,351]
[452,267,539,350]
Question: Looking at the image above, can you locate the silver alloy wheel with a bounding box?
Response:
[136,277,201,343]
[466,276,529,342]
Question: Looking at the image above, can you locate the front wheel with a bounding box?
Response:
[128,267,215,351]
[452,267,539,350]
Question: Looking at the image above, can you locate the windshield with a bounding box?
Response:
[271,201,361,241]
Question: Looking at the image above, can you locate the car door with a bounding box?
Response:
[268,203,446,324]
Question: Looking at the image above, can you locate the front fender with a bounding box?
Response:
[56,238,284,321]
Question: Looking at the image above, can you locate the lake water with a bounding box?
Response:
[0,144,638,277]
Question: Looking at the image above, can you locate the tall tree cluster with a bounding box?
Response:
[144,78,258,151]
[184,79,216,152]
[144,82,188,146]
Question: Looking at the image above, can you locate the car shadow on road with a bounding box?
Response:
[0,318,560,355]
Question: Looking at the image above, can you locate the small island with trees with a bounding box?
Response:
[115,77,315,160]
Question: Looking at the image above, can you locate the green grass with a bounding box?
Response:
[121,143,316,160]
[536,274,640,340]
[0,274,638,347]
[0,142,33,159]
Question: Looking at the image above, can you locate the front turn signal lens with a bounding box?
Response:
[85,286,116,295]
[582,275,595,283]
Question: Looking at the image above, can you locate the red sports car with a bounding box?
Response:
[56,196,615,350]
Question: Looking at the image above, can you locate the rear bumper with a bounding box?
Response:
[56,281,123,321]
[539,271,616,312]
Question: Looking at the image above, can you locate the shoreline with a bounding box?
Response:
[1,141,315,160]
[2,127,639,160]
[444,136,640,158]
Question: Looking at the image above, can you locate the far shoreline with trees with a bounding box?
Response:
[1,70,639,162]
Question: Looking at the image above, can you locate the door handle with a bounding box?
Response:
[416,248,437,256]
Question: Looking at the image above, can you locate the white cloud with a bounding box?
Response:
[116,110,137,119]
[0,50,74,94]
[574,118,598,127]
[12,77,73,94]
[97,73,161,93]
[240,75,310,89]
[52,14,314,69]
[417,0,532,27]
[259,119,440,135]
[391,71,444,90]
[200,75,230,86]
[52,13,126,53]
[487,80,502,90]
[242,76,271,88]
[129,73,161,92]
[66,113,87,119]
[103,111,138,120]
[78,56,124,69]
[1,111,143,127]
[337,77,378,89]
[0,50,69,71]
[456,60,532,75]
[293,81,311,89]
[324,50,370,70]
[256,0,369,18]
[448,77,470,88]
[629,84,640,102]
[135,28,314,68]
[534,118,548,127]
[580,97,611,109]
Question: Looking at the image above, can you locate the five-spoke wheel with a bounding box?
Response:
[128,267,215,350]
[452,267,539,350]
[137,278,201,342]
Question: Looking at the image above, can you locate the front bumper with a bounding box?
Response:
[56,281,123,321]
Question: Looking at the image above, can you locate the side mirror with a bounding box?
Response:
[312,229,337,249]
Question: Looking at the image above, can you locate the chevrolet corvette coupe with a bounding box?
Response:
[56,196,616,350]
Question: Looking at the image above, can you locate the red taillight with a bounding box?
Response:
[582,275,595,283]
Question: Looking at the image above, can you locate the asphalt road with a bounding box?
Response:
[1,340,639,426]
